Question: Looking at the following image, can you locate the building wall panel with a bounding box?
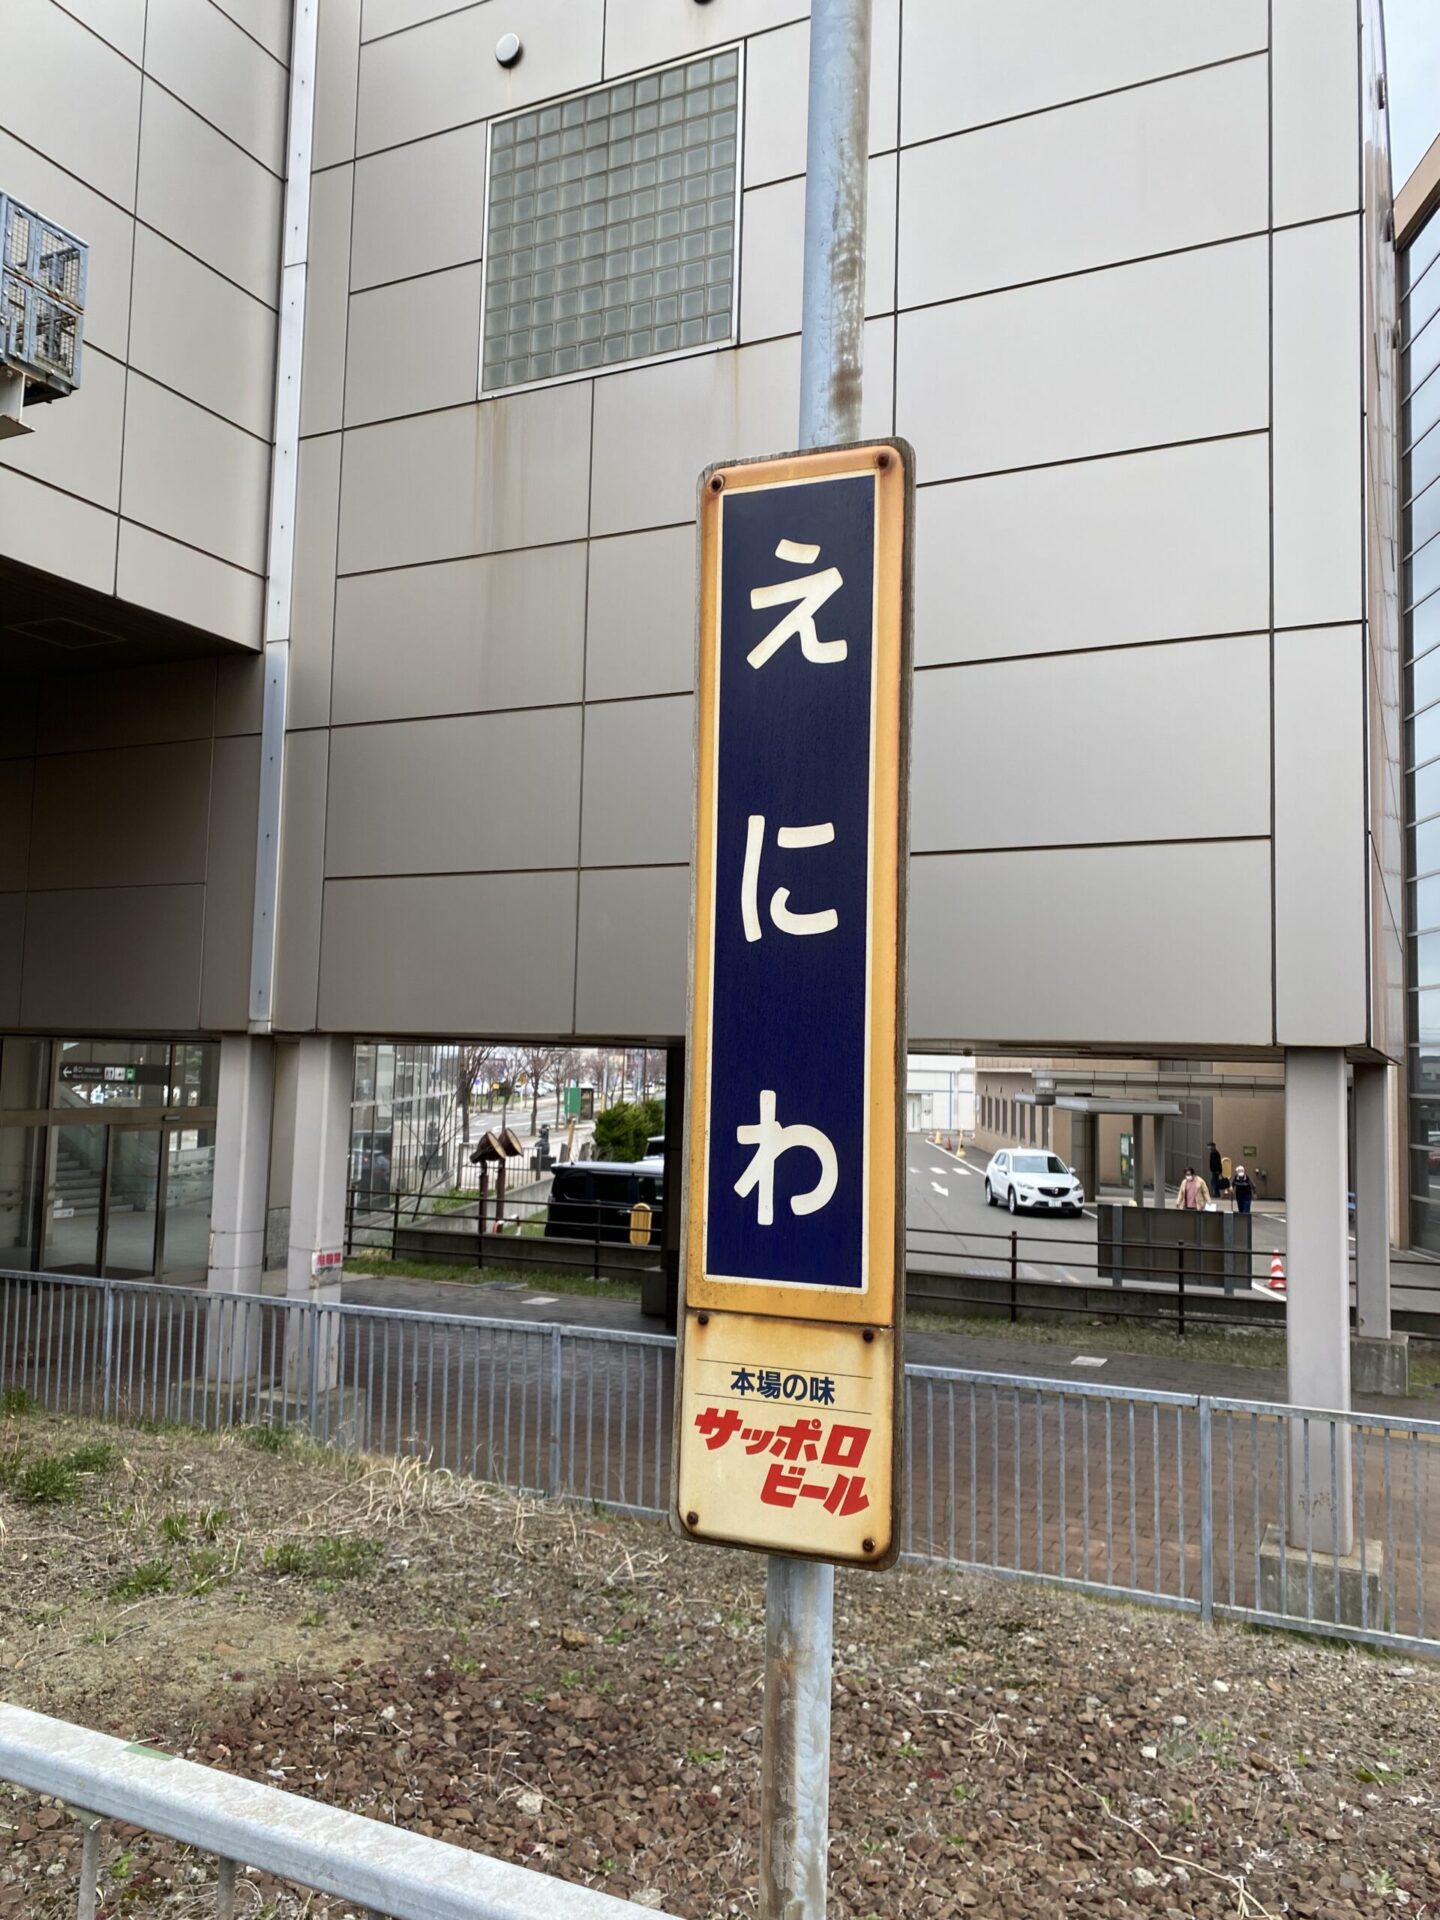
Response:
[337,383,592,571]
[128,227,278,439]
[585,526,697,702]
[898,239,1269,482]
[901,0,1267,146]
[1274,626,1368,1044]
[912,634,1272,852]
[119,375,271,575]
[20,885,205,1031]
[28,740,213,890]
[317,870,579,1033]
[575,866,689,1036]
[324,707,583,876]
[898,57,1268,309]
[332,542,588,723]
[200,733,261,1029]
[580,694,694,868]
[1272,216,1365,629]
[113,524,264,649]
[135,82,283,306]
[914,437,1271,667]
[357,0,604,154]
[344,265,482,426]
[1272,0,1362,228]
[908,842,1273,1050]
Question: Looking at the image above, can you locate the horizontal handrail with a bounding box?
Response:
[0,1703,674,1920]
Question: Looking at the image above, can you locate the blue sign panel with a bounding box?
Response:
[703,472,877,1291]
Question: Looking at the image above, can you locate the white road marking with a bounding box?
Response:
[1071,1355,1108,1369]
[930,1165,947,1175]
[930,1181,948,1197]
[524,1295,559,1306]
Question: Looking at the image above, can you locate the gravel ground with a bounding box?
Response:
[0,1409,1437,1920]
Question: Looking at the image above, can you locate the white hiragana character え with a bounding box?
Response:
[740,815,838,942]
[733,1090,838,1227]
[747,538,848,670]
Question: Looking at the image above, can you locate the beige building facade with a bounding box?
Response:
[0,0,1417,1452]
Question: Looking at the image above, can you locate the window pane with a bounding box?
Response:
[482,52,738,392]
[1411,700,1440,768]
[1411,474,1440,553]
[1415,757,1440,819]
[1416,815,1440,877]
[1418,932,1440,988]
[1413,873,1440,931]
[1413,638,1440,714]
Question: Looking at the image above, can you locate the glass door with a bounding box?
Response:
[103,1129,162,1280]
[40,1123,106,1273]
[160,1126,215,1280]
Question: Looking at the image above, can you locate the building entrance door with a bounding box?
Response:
[104,1128,161,1279]
[40,1123,106,1273]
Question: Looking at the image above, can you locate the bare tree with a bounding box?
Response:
[455,1042,499,1146]
[518,1045,568,1136]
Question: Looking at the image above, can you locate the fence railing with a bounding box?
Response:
[2,1271,1437,1658]
[0,1700,675,1920]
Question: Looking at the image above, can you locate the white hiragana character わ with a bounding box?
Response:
[733,1089,838,1227]
[740,815,839,942]
[747,538,848,669]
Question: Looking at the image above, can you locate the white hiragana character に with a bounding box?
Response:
[733,1090,838,1227]
[747,539,848,670]
[741,814,838,942]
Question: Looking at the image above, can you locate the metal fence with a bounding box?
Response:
[0,1700,675,1920]
[2,1271,1437,1657]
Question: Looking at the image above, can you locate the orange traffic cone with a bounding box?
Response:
[1267,1252,1287,1294]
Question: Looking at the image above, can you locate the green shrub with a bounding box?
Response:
[591,1097,665,1163]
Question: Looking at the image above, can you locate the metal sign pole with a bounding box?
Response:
[760,5,873,1918]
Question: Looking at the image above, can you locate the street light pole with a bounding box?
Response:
[760,5,872,1917]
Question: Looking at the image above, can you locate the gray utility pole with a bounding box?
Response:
[759,6,873,1920]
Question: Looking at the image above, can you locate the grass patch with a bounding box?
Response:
[110,1560,172,1602]
[0,1386,37,1416]
[186,1546,229,1595]
[240,1423,291,1455]
[0,1440,117,1505]
[344,1251,642,1304]
[264,1535,383,1582]
[12,1456,82,1505]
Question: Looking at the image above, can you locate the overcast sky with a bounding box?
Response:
[1388,0,1440,186]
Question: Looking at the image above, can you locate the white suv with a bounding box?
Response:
[985,1149,1085,1217]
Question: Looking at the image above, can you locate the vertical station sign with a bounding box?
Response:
[674,440,913,1569]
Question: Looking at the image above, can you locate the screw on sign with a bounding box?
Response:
[672,438,912,1571]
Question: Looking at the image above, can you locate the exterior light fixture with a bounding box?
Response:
[495,31,521,66]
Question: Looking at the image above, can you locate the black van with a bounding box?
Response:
[543,1159,664,1244]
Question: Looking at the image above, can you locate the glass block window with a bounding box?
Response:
[481,48,740,393]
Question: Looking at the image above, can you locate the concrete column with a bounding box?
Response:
[1131,1115,1144,1208]
[1152,1115,1168,1207]
[1353,1062,1390,1337]
[285,1035,352,1394]
[1352,1060,1408,1393]
[1284,1048,1353,1555]
[208,1036,274,1296]
[205,1035,273,1386]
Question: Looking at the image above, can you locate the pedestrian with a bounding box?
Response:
[1232,1163,1254,1215]
[1175,1165,1211,1210]
[1208,1139,1223,1194]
